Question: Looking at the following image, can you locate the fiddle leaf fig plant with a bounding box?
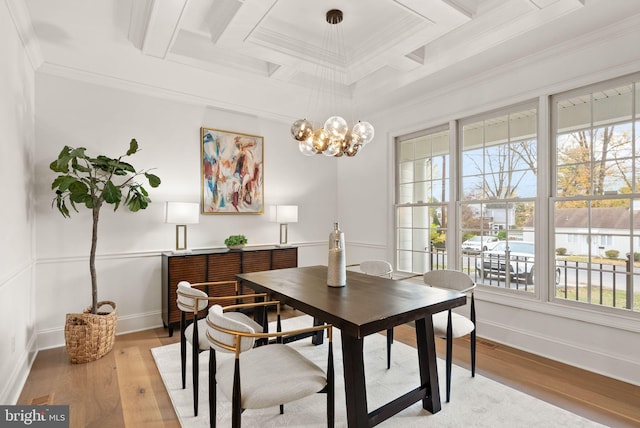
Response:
[50,139,161,314]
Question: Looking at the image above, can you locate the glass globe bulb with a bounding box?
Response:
[323,138,342,157]
[323,116,348,139]
[352,121,375,146]
[299,139,315,156]
[291,119,313,142]
[349,130,362,148]
[341,131,354,152]
[311,128,329,153]
[345,143,361,157]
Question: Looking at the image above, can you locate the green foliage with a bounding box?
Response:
[634,252,640,263]
[556,247,567,256]
[605,249,620,259]
[50,139,161,217]
[225,235,248,246]
[431,210,441,227]
[496,230,507,240]
[50,139,161,313]
[430,226,446,248]
[462,233,476,242]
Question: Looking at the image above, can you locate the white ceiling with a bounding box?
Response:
[20,0,640,123]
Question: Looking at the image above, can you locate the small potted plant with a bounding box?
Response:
[225,234,247,250]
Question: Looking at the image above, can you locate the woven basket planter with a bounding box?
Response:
[64,301,117,364]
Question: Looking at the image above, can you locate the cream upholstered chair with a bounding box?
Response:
[206,301,334,428]
[349,260,394,369]
[422,270,476,402]
[176,280,265,416]
[357,260,393,278]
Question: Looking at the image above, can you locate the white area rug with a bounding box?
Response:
[152,315,603,427]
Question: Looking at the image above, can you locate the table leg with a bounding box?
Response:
[415,316,441,414]
[252,294,270,346]
[312,317,325,345]
[341,334,369,428]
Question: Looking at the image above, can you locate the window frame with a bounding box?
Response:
[457,101,541,294]
[394,124,452,274]
[392,72,640,321]
[550,72,640,313]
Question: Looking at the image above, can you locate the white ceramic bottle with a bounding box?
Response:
[327,222,346,287]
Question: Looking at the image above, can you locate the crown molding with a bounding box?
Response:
[5,0,43,70]
[372,11,640,128]
[36,61,295,124]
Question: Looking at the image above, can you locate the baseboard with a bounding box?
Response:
[478,318,640,386]
[1,333,38,404]
[37,310,164,351]
[116,309,165,335]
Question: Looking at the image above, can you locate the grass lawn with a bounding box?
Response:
[555,285,640,311]
[558,255,640,267]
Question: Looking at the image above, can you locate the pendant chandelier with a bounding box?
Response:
[290,9,374,158]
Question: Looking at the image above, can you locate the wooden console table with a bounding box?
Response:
[161,246,297,336]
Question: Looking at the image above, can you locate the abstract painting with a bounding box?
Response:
[201,128,264,214]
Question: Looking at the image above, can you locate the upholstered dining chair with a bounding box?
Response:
[348,260,394,369]
[176,280,266,416]
[206,300,334,428]
[421,270,476,402]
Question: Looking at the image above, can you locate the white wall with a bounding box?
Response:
[33,72,339,350]
[0,0,37,404]
[340,15,640,385]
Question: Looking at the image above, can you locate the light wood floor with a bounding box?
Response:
[18,308,640,428]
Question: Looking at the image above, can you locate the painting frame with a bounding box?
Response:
[201,127,264,214]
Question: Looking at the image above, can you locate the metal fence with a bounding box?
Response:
[556,256,637,310]
[429,248,639,311]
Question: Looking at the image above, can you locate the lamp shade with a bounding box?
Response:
[269,205,298,224]
[165,202,200,224]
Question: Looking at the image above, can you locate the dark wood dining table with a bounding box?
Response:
[236,265,466,427]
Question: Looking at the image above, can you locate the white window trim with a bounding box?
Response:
[390,77,640,332]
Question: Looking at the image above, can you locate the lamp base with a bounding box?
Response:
[278,223,289,247]
[171,248,193,254]
[175,224,190,251]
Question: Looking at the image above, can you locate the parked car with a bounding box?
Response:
[461,235,500,253]
[476,241,561,285]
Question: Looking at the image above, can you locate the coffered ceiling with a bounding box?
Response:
[20,0,640,122]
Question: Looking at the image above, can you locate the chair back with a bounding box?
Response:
[176,281,209,313]
[206,305,256,354]
[360,260,393,278]
[423,269,476,293]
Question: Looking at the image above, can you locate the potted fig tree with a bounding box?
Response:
[50,139,161,363]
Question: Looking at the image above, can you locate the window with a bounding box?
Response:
[600,235,613,246]
[395,127,449,273]
[393,72,640,316]
[552,75,640,312]
[460,105,538,292]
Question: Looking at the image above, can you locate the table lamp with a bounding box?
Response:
[165,202,200,252]
[269,205,298,247]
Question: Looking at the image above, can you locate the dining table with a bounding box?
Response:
[236,265,466,427]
